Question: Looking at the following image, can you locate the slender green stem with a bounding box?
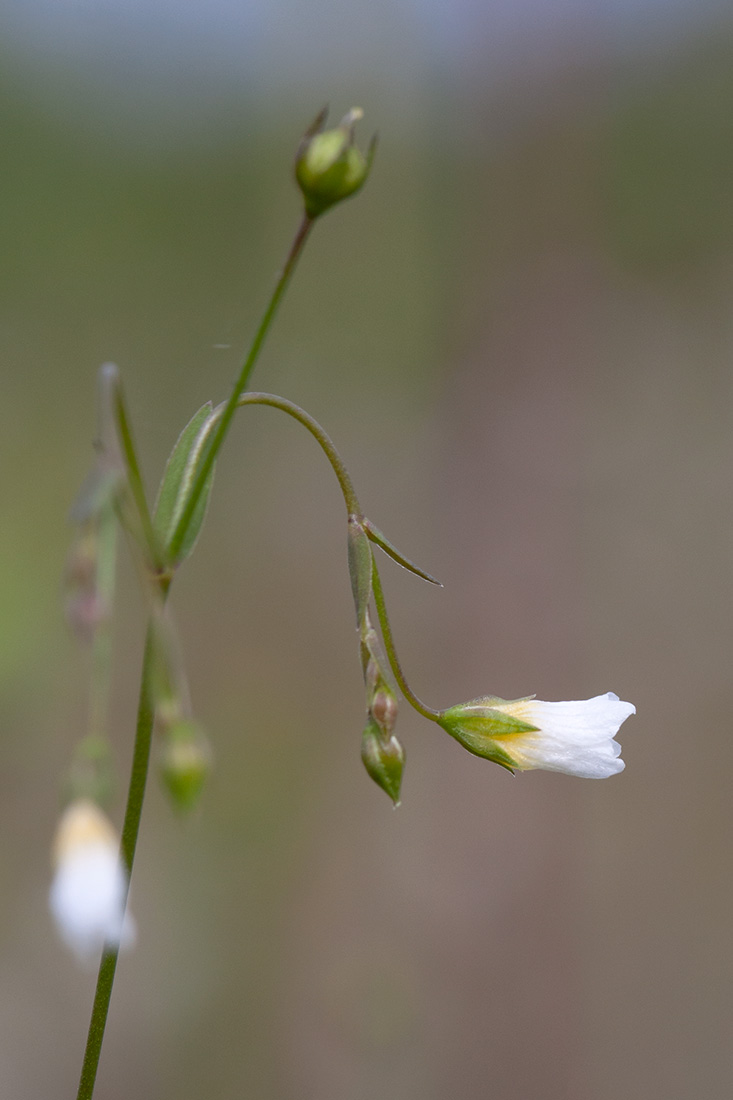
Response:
[113,383,164,572]
[75,618,159,1100]
[370,559,440,721]
[167,214,314,563]
[234,392,362,515]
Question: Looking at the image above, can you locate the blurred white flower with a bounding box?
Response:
[438,692,635,778]
[49,798,136,964]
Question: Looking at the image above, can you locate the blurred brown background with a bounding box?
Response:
[2,2,733,1097]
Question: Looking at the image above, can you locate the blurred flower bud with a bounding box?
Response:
[295,107,375,219]
[64,525,110,643]
[49,798,135,965]
[155,693,184,732]
[64,528,98,587]
[159,719,211,813]
[65,591,109,643]
[361,718,404,806]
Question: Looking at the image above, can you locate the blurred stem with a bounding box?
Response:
[167,214,314,564]
[88,502,117,741]
[234,392,362,515]
[113,381,165,573]
[371,559,440,721]
[75,614,160,1100]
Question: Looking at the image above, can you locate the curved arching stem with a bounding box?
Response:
[231,392,440,723]
[233,392,363,517]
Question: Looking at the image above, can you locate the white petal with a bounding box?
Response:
[494,693,635,778]
[49,800,136,965]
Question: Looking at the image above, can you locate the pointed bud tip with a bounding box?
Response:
[340,107,364,129]
[361,720,404,805]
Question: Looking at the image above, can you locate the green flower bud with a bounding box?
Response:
[160,720,211,813]
[295,107,375,219]
[361,718,404,806]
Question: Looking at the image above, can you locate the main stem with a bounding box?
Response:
[167,214,314,563]
[75,615,160,1100]
[75,214,315,1100]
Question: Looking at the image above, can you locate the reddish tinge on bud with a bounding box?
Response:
[371,689,398,735]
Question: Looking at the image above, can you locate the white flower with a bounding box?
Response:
[438,692,635,778]
[49,798,136,964]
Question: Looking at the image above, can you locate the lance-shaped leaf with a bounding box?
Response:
[363,519,442,586]
[347,516,373,627]
[154,403,219,564]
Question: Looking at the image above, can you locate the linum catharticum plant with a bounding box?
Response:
[52,108,636,1100]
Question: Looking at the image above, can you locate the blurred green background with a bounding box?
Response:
[2,2,733,1097]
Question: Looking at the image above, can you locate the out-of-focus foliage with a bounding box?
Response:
[606,37,733,270]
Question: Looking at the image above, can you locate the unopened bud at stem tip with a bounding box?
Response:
[295,107,374,219]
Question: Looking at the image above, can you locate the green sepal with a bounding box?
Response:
[154,403,218,565]
[437,697,539,772]
[361,718,404,806]
[364,519,441,586]
[347,516,373,627]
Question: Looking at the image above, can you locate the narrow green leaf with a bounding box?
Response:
[154,403,219,564]
[364,519,442,586]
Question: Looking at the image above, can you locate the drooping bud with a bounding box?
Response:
[159,719,211,813]
[295,107,375,219]
[361,718,405,806]
[49,798,136,965]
